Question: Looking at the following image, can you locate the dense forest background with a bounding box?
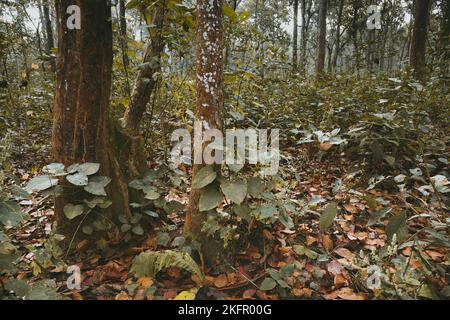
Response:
[0,0,449,300]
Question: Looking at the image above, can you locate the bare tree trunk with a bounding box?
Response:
[42,0,55,72]
[119,0,131,96]
[53,0,130,237]
[292,0,299,71]
[410,0,431,79]
[123,1,165,134]
[331,0,344,72]
[185,0,224,263]
[316,0,327,76]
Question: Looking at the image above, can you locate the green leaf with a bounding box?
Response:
[386,211,408,242]
[10,185,31,199]
[84,182,107,196]
[223,3,238,22]
[63,204,85,220]
[66,173,88,186]
[78,163,100,176]
[42,163,65,176]
[130,250,203,280]
[157,232,170,246]
[144,189,160,200]
[0,201,29,227]
[319,202,338,232]
[199,185,223,211]
[260,206,277,219]
[248,177,265,197]
[192,166,217,189]
[132,225,144,236]
[25,175,58,193]
[384,155,396,167]
[293,245,319,260]
[82,225,94,235]
[260,277,277,291]
[221,179,247,204]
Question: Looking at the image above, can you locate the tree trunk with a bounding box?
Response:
[185,0,224,263]
[53,0,130,238]
[331,0,344,72]
[123,1,165,134]
[292,0,299,71]
[42,0,56,72]
[316,0,327,76]
[119,0,131,96]
[410,0,431,79]
[439,0,450,72]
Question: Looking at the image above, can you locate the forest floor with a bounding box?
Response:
[1,74,449,300]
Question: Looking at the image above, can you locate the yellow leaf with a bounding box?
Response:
[174,290,197,300]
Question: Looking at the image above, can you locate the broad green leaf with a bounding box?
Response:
[319,202,338,232]
[132,225,144,236]
[78,163,100,176]
[260,277,277,291]
[293,245,319,259]
[221,179,247,204]
[386,211,408,242]
[192,166,217,189]
[84,182,107,196]
[260,206,277,218]
[0,201,29,227]
[199,185,223,211]
[63,204,85,220]
[247,177,265,197]
[42,163,65,176]
[66,173,88,186]
[25,175,58,193]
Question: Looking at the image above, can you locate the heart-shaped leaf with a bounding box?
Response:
[320,202,338,232]
[192,166,217,189]
[199,185,223,211]
[221,179,247,204]
[63,204,85,220]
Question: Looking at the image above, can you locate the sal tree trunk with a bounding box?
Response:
[292,0,299,71]
[332,0,344,72]
[410,0,431,79]
[185,0,224,262]
[123,1,165,134]
[316,0,327,76]
[42,0,56,72]
[53,0,130,237]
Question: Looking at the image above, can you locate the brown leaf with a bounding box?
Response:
[115,291,131,300]
[334,247,355,261]
[137,277,154,288]
[243,289,257,299]
[214,274,228,288]
[322,234,334,251]
[327,260,343,275]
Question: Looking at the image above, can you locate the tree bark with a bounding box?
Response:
[292,0,299,71]
[122,1,165,134]
[332,0,344,72]
[53,0,130,237]
[119,0,131,96]
[316,0,327,76]
[42,0,56,72]
[409,0,431,79]
[185,0,224,263]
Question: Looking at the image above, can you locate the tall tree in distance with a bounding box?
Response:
[53,0,130,237]
[316,0,327,76]
[123,1,166,134]
[185,0,224,263]
[410,0,432,79]
[331,0,344,72]
[42,0,55,72]
[292,0,299,71]
[118,0,131,96]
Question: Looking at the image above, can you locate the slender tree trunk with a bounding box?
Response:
[316,0,327,76]
[332,0,344,72]
[123,1,165,134]
[292,0,299,71]
[53,0,130,237]
[119,0,131,96]
[185,0,224,263]
[409,0,431,79]
[42,0,55,72]
[439,0,450,72]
